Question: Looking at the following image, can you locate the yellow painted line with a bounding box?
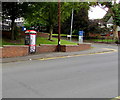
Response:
[115,96,120,99]
[111,96,120,100]
[103,48,118,52]
[38,48,117,61]
[40,56,69,60]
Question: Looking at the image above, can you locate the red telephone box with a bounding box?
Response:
[25,30,37,53]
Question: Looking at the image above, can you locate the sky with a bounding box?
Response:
[88,0,120,19]
[88,6,108,19]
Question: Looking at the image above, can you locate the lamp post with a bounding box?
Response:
[70,1,74,41]
[58,0,61,52]
[70,8,74,41]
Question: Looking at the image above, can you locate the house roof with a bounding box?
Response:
[107,16,113,24]
[103,9,112,22]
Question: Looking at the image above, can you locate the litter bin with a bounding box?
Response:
[25,30,37,53]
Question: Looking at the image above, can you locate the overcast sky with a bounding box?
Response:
[88,6,108,19]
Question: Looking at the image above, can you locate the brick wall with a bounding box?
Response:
[37,32,49,38]
[1,43,91,58]
[1,45,29,58]
[61,43,91,52]
[0,47,2,58]
[37,44,57,53]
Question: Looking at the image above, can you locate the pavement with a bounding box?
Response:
[1,43,118,63]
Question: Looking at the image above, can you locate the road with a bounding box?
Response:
[2,44,118,98]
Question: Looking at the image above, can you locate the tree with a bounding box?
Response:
[24,2,58,40]
[100,1,120,39]
[73,4,89,33]
[2,2,29,40]
[25,2,90,40]
[61,3,89,35]
[87,19,110,36]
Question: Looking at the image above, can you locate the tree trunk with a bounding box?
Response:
[113,25,118,40]
[11,18,15,40]
[48,26,53,40]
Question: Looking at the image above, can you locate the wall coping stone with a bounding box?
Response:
[2,45,29,47]
[78,43,92,45]
[39,44,57,46]
[2,43,91,47]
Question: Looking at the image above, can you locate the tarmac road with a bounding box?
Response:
[2,44,118,98]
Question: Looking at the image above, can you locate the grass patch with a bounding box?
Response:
[0,39,2,47]
[52,34,67,37]
[37,37,77,45]
[85,39,116,42]
[2,36,77,46]
[2,39,24,45]
[52,34,78,37]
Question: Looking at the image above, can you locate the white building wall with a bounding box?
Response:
[117,26,120,31]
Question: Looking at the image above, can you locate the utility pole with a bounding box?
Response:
[58,0,61,52]
[70,8,74,41]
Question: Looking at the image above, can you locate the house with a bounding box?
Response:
[2,19,11,31]
[2,17,24,31]
[108,16,120,38]
[102,11,120,38]
[106,16,113,28]
[15,17,24,27]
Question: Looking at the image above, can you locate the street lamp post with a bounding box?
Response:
[58,0,61,52]
[70,8,74,41]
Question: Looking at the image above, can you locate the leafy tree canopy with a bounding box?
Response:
[2,2,29,40]
[100,2,120,26]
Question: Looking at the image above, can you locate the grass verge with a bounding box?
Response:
[85,39,116,43]
[52,34,78,37]
[2,36,77,46]
[37,37,77,45]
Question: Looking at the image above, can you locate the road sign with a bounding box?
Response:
[78,31,84,36]
[78,31,84,43]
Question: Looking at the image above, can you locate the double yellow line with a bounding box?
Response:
[38,48,117,61]
[111,96,120,100]
[115,96,120,99]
